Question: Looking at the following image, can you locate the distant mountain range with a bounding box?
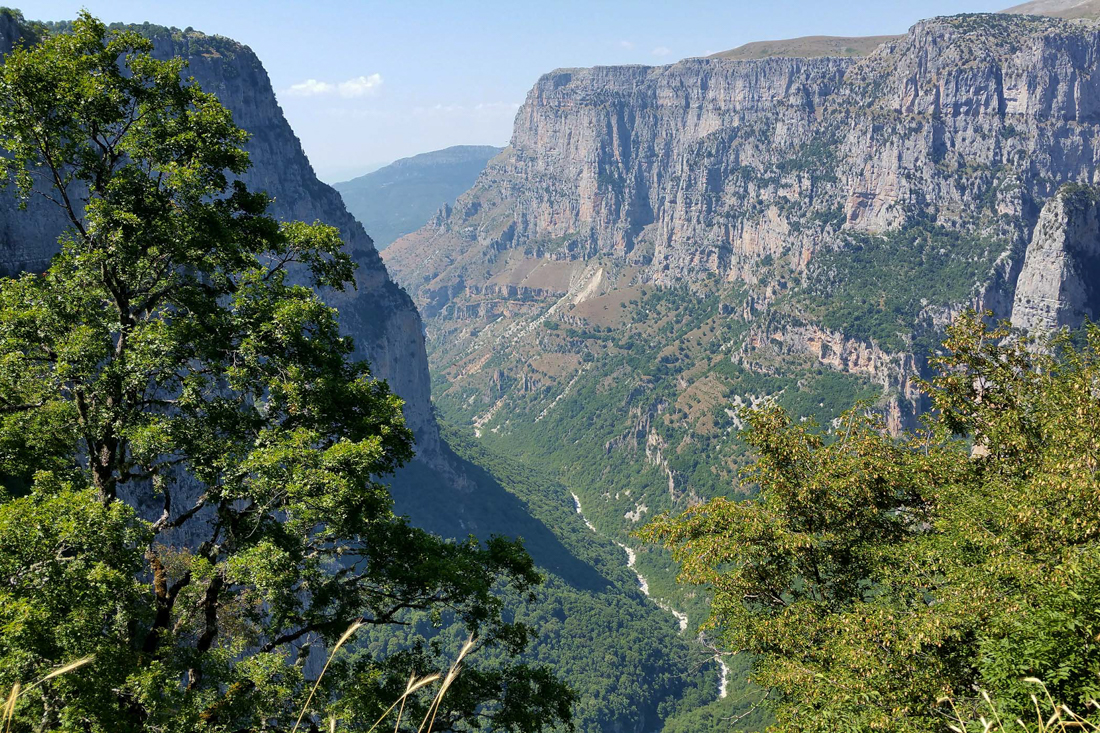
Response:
[334,145,504,250]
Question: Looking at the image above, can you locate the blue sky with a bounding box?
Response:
[30,0,1009,182]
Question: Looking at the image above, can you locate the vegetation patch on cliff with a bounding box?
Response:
[798,223,1006,351]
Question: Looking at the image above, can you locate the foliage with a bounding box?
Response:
[643,312,1100,732]
[0,15,570,732]
[800,223,1004,351]
[383,425,722,733]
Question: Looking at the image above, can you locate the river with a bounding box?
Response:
[570,492,726,691]
[571,493,668,608]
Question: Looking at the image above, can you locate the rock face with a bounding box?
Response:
[0,14,439,459]
[385,13,1100,451]
[380,12,1100,553]
[386,13,1100,314]
[1012,186,1100,331]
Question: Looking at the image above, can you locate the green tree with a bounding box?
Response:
[642,312,1100,732]
[0,15,571,732]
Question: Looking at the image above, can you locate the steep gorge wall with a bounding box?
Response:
[386,13,1100,326]
[0,14,440,459]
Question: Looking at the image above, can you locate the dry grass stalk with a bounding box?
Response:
[295,629,475,733]
[2,655,95,733]
[416,636,475,733]
[2,682,20,733]
[360,673,441,733]
[947,679,1100,732]
[292,620,365,733]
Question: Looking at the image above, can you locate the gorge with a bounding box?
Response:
[0,10,737,733]
[3,2,1100,731]
[383,8,1100,634]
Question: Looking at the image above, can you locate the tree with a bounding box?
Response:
[641,312,1100,732]
[0,15,572,732]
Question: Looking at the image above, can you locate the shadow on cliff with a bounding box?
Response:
[387,436,612,594]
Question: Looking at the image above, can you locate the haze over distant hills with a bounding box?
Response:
[7,1,1100,730]
[334,145,503,251]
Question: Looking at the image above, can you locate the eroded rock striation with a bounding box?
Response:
[386,12,1100,434]
[389,14,1100,309]
[380,13,1100,563]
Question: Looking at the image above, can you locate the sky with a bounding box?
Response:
[30,0,1011,183]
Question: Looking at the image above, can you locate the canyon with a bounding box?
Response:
[383,9,1100,643]
[0,12,733,733]
[5,4,1100,732]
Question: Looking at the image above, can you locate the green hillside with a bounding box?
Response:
[385,424,771,733]
[335,145,503,250]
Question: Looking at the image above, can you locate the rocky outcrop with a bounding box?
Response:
[1012,185,1100,331]
[0,14,440,459]
[741,320,924,432]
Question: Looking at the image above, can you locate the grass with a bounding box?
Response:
[4,638,1097,732]
[1,625,475,733]
[293,622,476,733]
[945,680,1100,733]
[2,655,95,733]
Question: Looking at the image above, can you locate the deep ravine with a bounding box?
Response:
[570,492,729,698]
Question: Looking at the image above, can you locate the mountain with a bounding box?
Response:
[383,10,1100,630]
[702,0,1100,64]
[708,34,901,60]
[334,145,504,250]
[0,12,750,733]
[1001,0,1100,18]
[0,11,442,459]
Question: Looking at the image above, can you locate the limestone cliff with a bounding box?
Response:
[1012,185,1100,331]
[0,13,439,459]
[381,12,1100,564]
[387,13,1100,317]
[385,12,1100,441]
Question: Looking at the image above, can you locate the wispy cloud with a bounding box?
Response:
[651,46,672,58]
[410,101,521,119]
[474,102,521,112]
[618,40,634,50]
[336,74,384,97]
[284,73,384,99]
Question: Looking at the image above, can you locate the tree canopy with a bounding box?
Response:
[642,312,1100,732]
[0,14,571,732]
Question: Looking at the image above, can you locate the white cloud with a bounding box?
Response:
[618,40,634,49]
[337,74,383,98]
[651,46,672,57]
[284,73,383,98]
[285,79,335,96]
